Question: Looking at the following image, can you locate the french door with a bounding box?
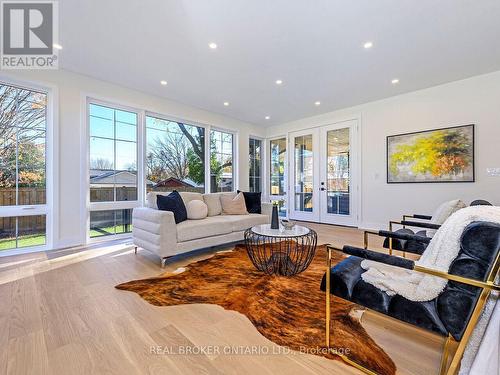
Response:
[289,120,358,226]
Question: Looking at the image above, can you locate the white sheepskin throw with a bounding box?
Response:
[360,205,500,302]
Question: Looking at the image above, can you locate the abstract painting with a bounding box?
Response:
[387,124,474,183]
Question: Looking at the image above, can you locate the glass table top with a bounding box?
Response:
[251,224,311,237]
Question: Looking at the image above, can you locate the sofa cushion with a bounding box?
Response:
[176,216,232,242]
[186,200,208,220]
[221,214,269,232]
[156,191,187,224]
[237,190,262,214]
[221,192,248,215]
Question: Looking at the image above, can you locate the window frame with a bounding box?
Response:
[209,126,237,193]
[85,97,143,243]
[84,101,239,243]
[144,111,208,196]
[267,135,288,218]
[0,76,58,256]
[248,136,263,193]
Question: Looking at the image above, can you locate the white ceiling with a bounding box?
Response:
[60,0,500,126]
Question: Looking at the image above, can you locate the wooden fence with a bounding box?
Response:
[0,188,46,237]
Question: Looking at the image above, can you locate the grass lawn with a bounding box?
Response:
[0,225,132,251]
[0,234,46,251]
[90,224,132,238]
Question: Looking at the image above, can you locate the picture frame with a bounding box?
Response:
[387,124,475,183]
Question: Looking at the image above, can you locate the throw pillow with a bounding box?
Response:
[237,190,262,214]
[203,193,223,216]
[186,200,208,220]
[156,191,187,224]
[220,192,248,215]
[428,199,466,236]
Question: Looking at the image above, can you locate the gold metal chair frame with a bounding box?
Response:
[325,244,500,375]
[363,214,434,257]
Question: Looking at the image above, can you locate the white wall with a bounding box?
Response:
[267,71,500,229]
[1,69,265,249]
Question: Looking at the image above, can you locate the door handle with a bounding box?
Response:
[320,187,325,191]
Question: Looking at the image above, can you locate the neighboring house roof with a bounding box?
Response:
[90,170,154,186]
[154,177,200,188]
[181,177,203,188]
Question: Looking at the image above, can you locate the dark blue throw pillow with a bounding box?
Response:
[156,191,187,224]
[237,190,261,214]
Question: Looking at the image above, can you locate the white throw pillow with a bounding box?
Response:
[186,200,208,220]
[428,199,466,236]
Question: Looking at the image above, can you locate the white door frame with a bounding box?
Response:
[288,128,320,222]
[319,119,359,226]
[287,118,360,226]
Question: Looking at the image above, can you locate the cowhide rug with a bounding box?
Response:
[116,244,396,375]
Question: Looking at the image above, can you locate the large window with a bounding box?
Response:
[270,138,286,195]
[86,100,237,241]
[88,102,138,239]
[269,137,287,216]
[0,82,48,251]
[210,129,234,192]
[89,104,138,202]
[249,138,262,193]
[146,116,205,193]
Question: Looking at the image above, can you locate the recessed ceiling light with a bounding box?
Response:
[265,116,270,120]
[275,79,283,85]
[209,42,217,49]
[223,102,229,106]
[314,101,321,106]
[391,78,400,84]
[160,80,168,86]
[53,43,63,50]
[363,41,373,49]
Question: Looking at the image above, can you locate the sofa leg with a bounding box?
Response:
[161,257,168,268]
[134,246,138,254]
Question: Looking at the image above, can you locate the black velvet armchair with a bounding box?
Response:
[322,221,500,375]
[366,200,493,256]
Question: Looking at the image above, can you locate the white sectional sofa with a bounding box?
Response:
[133,191,272,266]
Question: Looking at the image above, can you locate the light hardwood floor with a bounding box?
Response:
[0,223,445,375]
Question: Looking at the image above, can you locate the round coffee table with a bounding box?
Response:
[244,224,317,276]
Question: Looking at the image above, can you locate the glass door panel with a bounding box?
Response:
[289,131,319,222]
[319,120,358,226]
[326,128,350,215]
[294,135,314,212]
